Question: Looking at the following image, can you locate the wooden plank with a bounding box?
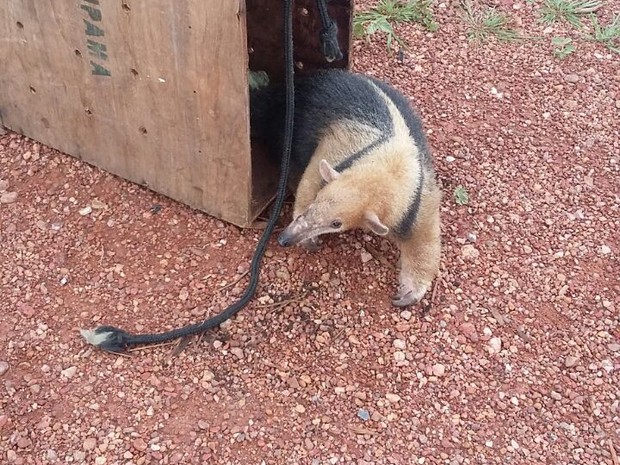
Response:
[0,0,253,227]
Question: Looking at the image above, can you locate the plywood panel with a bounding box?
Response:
[0,0,253,226]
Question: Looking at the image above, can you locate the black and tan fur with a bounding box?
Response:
[250,69,441,307]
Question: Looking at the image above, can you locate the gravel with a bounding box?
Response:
[1,2,619,464]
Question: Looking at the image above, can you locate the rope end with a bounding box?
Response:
[80,326,134,353]
[320,22,343,63]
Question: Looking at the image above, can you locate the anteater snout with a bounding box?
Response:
[278,232,293,247]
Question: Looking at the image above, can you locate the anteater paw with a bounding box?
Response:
[300,237,322,252]
[391,278,429,307]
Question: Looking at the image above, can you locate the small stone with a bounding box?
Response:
[459,323,478,342]
[608,343,620,352]
[564,74,579,83]
[7,450,17,462]
[0,180,8,191]
[286,376,300,389]
[17,437,30,448]
[394,351,406,362]
[178,288,189,302]
[276,268,290,280]
[357,408,370,421]
[230,347,244,360]
[61,366,78,379]
[0,192,18,204]
[564,356,580,368]
[400,310,412,321]
[132,438,148,451]
[360,251,373,263]
[294,404,306,413]
[550,391,562,401]
[432,363,446,377]
[393,339,406,350]
[91,199,108,209]
[79,205,92,216]
[489,337,502,354]
[0,361,9,376]
[600,245,611,255]
[466,232,477,243]
[95,457,106,465]
[445,156,455,162]
[83,438,97,451]
[385,393,401,403]
[461,244,479,259]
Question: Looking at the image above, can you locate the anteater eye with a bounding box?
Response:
[331,220,342,229]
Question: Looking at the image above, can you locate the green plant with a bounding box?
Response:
[552,36,577,58]
[353,0,438,50]
[459,0,523,42]
[587,13,620,53]
[539,0,602,28]
[454,186,470,206]
[248,70,270,90]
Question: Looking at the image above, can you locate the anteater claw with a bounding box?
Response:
[392,278,428,307]
[300,237,322,252]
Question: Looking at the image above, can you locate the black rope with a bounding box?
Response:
[316,0,343,62]
[80,0,297,353]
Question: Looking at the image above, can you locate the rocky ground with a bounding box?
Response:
[1,0,619,464]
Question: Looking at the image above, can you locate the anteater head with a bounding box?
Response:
[278,159,390,247]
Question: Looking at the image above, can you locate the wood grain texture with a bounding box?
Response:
[0,0,353,227]
[0,0,253,226]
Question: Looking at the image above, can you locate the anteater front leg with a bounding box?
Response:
[392,190,441,307]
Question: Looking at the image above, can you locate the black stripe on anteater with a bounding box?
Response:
[393,167,425,239]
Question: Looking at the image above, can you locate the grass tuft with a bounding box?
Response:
[459,0,523,42]
[454,186,470,206]
[587,13,620,53]
[552,36,577,58]
[539,0,602,28]
[353,0,438,50]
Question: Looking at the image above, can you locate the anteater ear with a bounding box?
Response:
[364,211,389,236]
[319,159,340,183]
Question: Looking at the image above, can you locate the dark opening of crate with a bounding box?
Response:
[246,0,353,225]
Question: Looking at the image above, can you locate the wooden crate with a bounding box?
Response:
[0,0,353,227]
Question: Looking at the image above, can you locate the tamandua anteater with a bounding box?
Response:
[250,69,441,307]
